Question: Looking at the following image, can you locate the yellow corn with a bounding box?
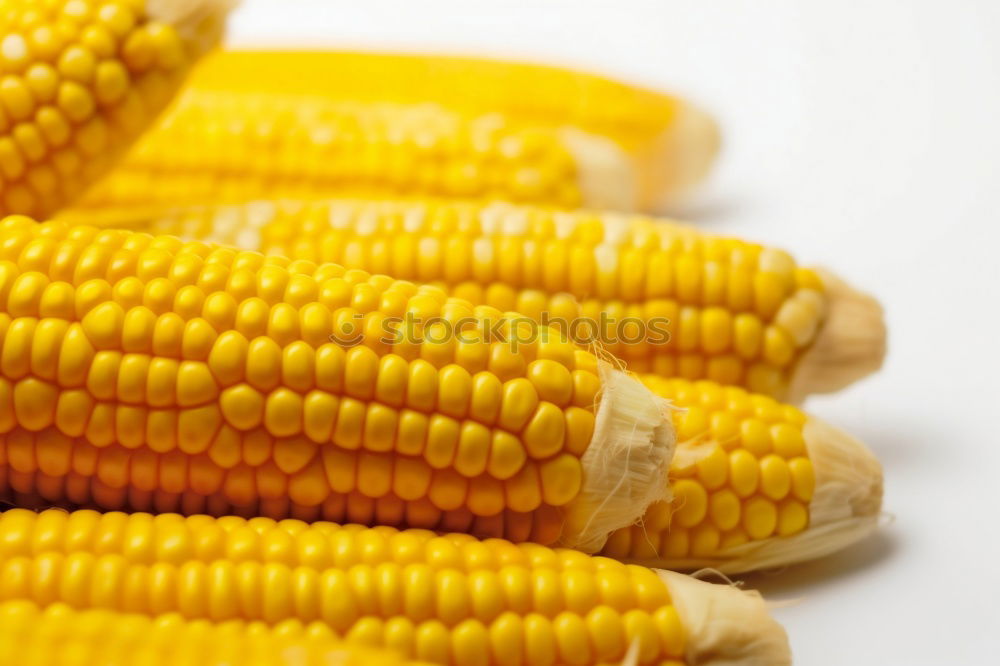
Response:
[72,48,720,213]
[0,0,234,218]
[0,600,429,666]
[93,199,887,402]
[74,96,601,210]
[0,214,677,553]
[185,50,711,159]
[0,508,792,666]
[607,376,883,573]
[0,212,883,572]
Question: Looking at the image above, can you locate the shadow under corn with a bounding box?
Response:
[738,527,899,599]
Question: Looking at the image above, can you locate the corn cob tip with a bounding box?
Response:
[658,569,792,666]
[558,129,639,211]
[559,364,676,553]
[147,0,242,24]
[637,103,721,210]
[146,0,240,54]
[787,271,887,401]
[802,414,883,535]
[696,414,882,574]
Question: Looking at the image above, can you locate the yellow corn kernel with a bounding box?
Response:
[789,456,816,502]
[743,497,778,540]
[777,499,809,537]
[758,454,792,501]
[670,479,708,528]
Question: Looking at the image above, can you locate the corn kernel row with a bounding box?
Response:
[0,376,881,574]
[178,50,689,155]
[0,508,794,665]
[0,430,568,545]
[0,599,429,666]
[0,509,698,666]
[73,93,594,211]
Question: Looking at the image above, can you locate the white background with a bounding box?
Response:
[226,1,1000,663]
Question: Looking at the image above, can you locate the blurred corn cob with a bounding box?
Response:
[73,96,611,210]
[84,199,887,402]
[70,49,720,213]
[0,0,236,218]
[0,508,793,665]
[183,50,715,167]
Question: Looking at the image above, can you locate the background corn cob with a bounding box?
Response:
[0,0,236,219]
[87,199,887,402]
[182,49,714,166]
[0,599,430,666]
[69,48,720,214]
[0,508,792,666]
[607,376,882,573]
[71,94,623,211]
[0,214,676,553]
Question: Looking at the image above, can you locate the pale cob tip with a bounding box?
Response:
[146,0,241,54]
[799,415,883,548]
[559,364,676,553]
[787,271,887,402]
[658,570,792,666]
[637,103,721,210]
[558,129,640,211]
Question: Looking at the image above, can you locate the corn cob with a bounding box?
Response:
[0,211,884,572]
[0,214,677,553]
[91,199,887,402]
[73,95,617,211]
[0,508,793,665]
[70,48,720,213]
[196,50,722,210]
[0,600,430,666]
[184,50,714,164]
[0,0,235,219]
[605,376,882,573]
